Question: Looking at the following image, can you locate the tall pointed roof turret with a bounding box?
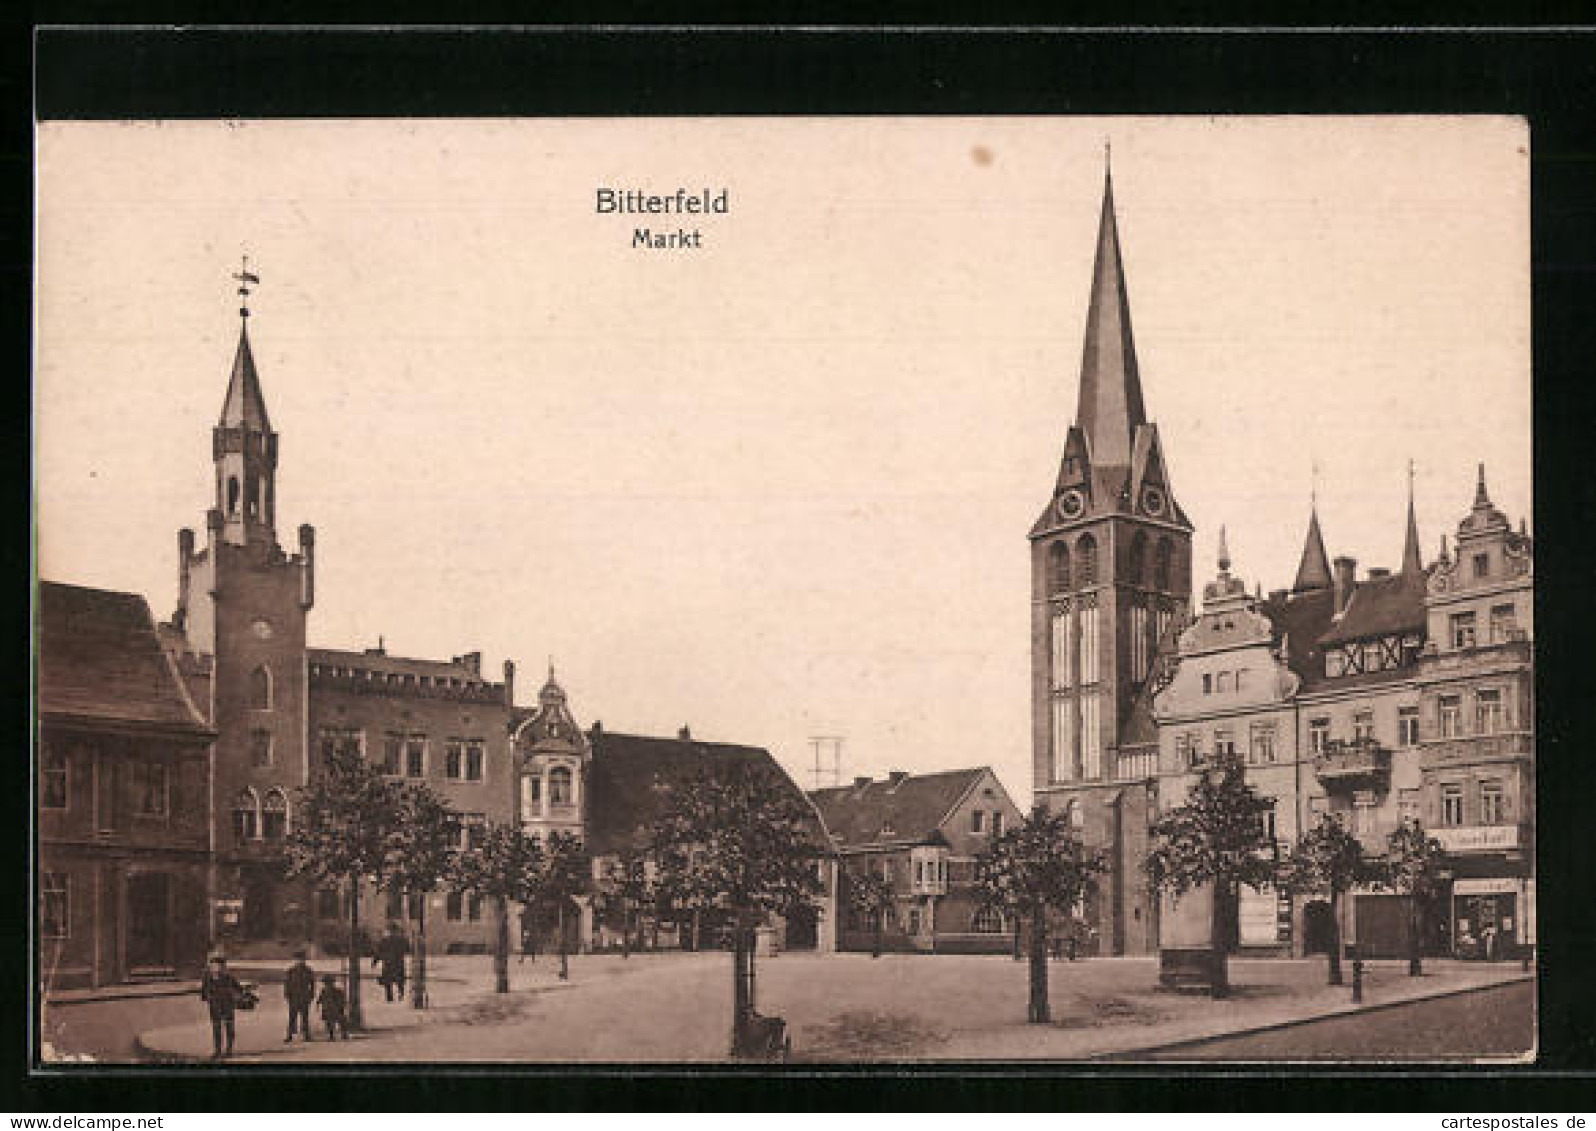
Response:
[218,322,272,432]
[1402,461,1424,577]
[1292,503,1334,594]
[1073,149,1147,470]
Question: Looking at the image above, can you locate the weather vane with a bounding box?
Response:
[233,254,260,319]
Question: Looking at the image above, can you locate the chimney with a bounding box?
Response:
[1332,556,1357,613]
[589,720,603,738]
[887,770,910,788]
[1268,588,1288,604]
[1367,567,1391,580]
[458,651,482,677]
[177,527,195,623]
[366,638,386,656]
[297,523,315,609]
[678,725,692,741]
[502,659,515,706]
[853,775,873,789]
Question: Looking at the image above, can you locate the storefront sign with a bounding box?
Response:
[1433,825,1518,852]
[1453,878,1520,895]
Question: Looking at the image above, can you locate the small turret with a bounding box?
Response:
[176,527,195,626]
[297,523,315,609]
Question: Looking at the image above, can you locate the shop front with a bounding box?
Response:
[1449,876,1533,960]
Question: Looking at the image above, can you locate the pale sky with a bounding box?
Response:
[34,117,1531,805]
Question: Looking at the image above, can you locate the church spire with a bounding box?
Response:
[1402,459,1424,577]
[1073,152,1147,469]
[212,257,279,546]
[1293,502,1333,594]
[219,257,271,432]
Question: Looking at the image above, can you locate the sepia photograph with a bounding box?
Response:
[33,114,1534,1066]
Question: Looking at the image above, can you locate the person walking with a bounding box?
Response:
[284,949,316,1042]
[317,974,349,1040]
[372,922,410,1003]
[199,954,245,1061]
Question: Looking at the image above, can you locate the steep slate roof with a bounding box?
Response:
[808,768,986,851]
[1075,165,1147,471]
[584,730,826,856]
[1292,507,1334,593]
[38,581,213,736]
[1317,571,1427,648]
[1260,587,1337,688]
[218,324,272,432]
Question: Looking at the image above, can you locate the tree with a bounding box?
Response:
[285,739,404,1029]
[538,831,589,981]
[844,865,897,958]
[455,821,546,993]
[973,808,1107,1023]
[1144,753,1276,999]
[654,844,718,951]
[1279,813,1378,986]
[651,761,824,1057]
[380,781,460,1008]
[1381,820,1447,976]
[592,845,653,958]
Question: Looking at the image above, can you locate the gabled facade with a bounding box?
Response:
[1029,162,1193,955]
[810,767,1025,953]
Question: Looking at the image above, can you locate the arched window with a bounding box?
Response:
[548,766,573,807]
[1129,530,1148,586]
[247,474,262,517]
[1076,533,1098,588]
[249,666,272,710]
[1154,538,1174,590]
[232,788,260,843]
[1065,798,1084,828]
[227,475,241,516]
[1048,542,1071,593]
[262,789,288,841]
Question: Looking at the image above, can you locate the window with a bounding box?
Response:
[458,813,486,853]
[1216,671,1232,693]
[382,733,403,776]
[548,766,573,807]
[1439,695,1462,739]
[971,810,985,834]
[133,762,168,817]
[1066,799,1084,828]
[1398,788,1421,824]
[466,741,484,782]
[1326,650,1349,678]
[1398,706,1420,747]
[319,726,364,761]
[41,745,67,810]
[227,475,240,515]
[1480,779,1508,825]
[41,872,69,939]
[1076,534,1097,588]
[1259,802,1278,844]
[1352,795,1377,836]
[973,905,1005,934]
[1309,718,1330,755]
[1248,724,1276,766]
[1154,538,1174,590]
[468,894,483,922]
[446,740,463,779]
[1128,532,1148,586]
[1308,795,1328,822]
[1078,601,1100,684]
[386,888,404,921]
[250,729,273,768]
[1353,710,1375,744]
[232,789,259,842]
[1050,607,1073,690]
[249,666,272,710]
[1052,695,1075,782]
[525,775,542,805]
[1476,689,1504,734]
[1202,674,1212,695]
[1363,640,1384,673]
[1214,729,1236,759]
[262,789,288,840]
[405,735,425,778]
[992,811,1004,837]
[1450,612,1477,650]
[1441,784,1464,827]
[1489,603,1518,643]
[1473,553,1490,579]
[446,891,464,922]
[1178,733,1201,769]
[1048,542,1070,593]
[1234,669,1247,692]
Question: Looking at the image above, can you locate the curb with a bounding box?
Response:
[1091,971,1534,1060]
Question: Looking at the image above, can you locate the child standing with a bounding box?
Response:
[316,974,349,1040]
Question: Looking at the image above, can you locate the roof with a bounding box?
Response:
[308,647,494,684]
[1317,571,1427,648]
[584,730,826,856]
[1260,586,1336,688]
[218,323,272,432]
[37,581,213,736]
[1292,507,1333,593]
[807,768,987,850]
[1074,164,1146,470]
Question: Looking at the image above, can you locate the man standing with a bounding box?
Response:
[284,949,316,1041]
[372,922,410,1003]
[199,955,244,1061]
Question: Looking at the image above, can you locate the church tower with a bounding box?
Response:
[1028,160,1193,954]
[171,263,316,944]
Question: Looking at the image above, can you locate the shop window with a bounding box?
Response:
[262,789,288,841]
[1398,706,1420,747]
[41,744,67,810]
[1441,784,1464,827]
[41,872,69,939]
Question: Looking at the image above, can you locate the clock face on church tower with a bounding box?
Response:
[1056,489,1085,521]
[1141,486,1166,517]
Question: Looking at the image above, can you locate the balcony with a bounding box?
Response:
[1421,730,1533,769]
[1313,737,1392,791]
[1417,637,1532,680]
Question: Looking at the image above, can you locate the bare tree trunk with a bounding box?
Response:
[1408,892,1423,976]
[1012,913,1023,962]
[872,906,883,958]
[412,896,428,1009]
[730,915,750,1055]
[346,877,364,1029]
[1209,882,1231,1000]
[622,905,631,959]
[1327,888,1344,986]
[1027,899,1050,1023]
[558,903,569,981]
[495,895,510,993]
